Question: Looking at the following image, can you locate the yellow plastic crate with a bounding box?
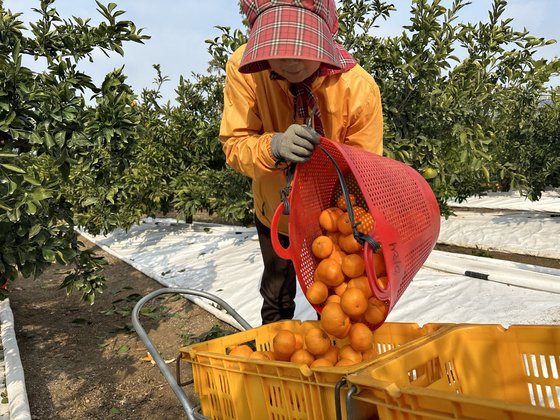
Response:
[179,320,449,420]
[347,324,560,419]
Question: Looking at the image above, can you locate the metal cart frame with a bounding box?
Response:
[131,288,252,420]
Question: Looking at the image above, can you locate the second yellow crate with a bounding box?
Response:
[347,324,560,419]
[179,320,449,420]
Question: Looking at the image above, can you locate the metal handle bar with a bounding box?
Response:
[131,288,252,420]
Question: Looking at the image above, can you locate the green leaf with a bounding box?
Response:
[28,225,42,239]
[23,175,41,186]
[117,345,129,354]
[42,248,56,262]
[1,164,26,174]
[31,189,53,201]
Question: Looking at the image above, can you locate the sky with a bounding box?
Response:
[4,0,560,103]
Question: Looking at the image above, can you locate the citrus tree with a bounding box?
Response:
[337,0,560,210]
[0,0,147,301]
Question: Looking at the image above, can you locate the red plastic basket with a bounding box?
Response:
[271,137,440,325]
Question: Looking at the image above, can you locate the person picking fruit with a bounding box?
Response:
[220,0,383,324]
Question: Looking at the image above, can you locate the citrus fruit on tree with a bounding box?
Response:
[422,167,438,179]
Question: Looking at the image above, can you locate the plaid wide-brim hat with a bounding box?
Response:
[239,0,356,74]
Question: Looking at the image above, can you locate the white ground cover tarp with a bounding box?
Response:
[447,187,560,212]
[437,210,560,259]
[79,208,560,330]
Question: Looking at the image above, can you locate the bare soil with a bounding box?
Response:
[9,237,237,419]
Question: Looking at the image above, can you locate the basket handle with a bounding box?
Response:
[270,202,292,260]
[363,242,391,300]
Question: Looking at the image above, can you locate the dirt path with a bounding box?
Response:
[9,237,237,419]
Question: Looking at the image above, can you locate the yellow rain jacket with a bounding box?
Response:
[220,44,383,235]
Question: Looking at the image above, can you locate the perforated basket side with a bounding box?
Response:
[347,324,560,419]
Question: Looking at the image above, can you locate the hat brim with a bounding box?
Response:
[239,6,344,74]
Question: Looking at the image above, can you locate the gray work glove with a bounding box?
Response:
[270,124,321,163]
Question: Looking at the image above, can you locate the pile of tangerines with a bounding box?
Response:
[308,194,388,334]
[228,324,378,367]
[228,195,390,368]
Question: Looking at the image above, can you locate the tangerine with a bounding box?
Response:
[290,349,315,366]
[336,212,354,235]
[337,194,356,210]
[273,330,297,361]
[356,212,375,234]
[338,233,363,254]
[250,351,271,360]
[229,344,253,358]
[326,294,341,304]
[339,344,363,364]
[305,281,328,305]
[373,252,386,277]
[319,207,343,232]
[335,358,356,367]
[326,231,340,246]
[340,288,368,318]
[320,302,351,339]
[349,323,374,352]
[294,332,304,350]
[364,298,387,326]
[352,206,367,218]
[347,276,373,299]
[362,347,378,361]
[305,327,331,356]
[329,248,346,265]
[315,258,344,287]
[341,253,365,278]
[321,345,339,365]
[311,358,334,368]
[377,276,388,290]
[311,235,334,259]
[333,281,348,297]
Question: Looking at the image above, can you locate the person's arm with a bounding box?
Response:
[219,57,279,180]
[344,77,383,156]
